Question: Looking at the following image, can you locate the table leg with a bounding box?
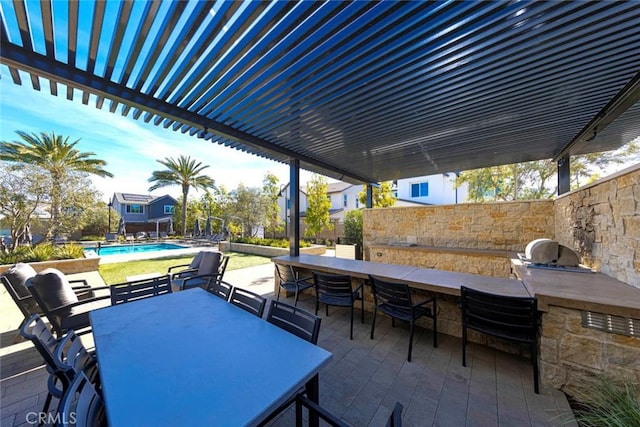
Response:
[305,374,320,427]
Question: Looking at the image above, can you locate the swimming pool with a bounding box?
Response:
[86,243,187,256]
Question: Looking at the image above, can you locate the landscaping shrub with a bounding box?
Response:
[567,375,640,427]
[232,237,311,248]
[0,243,86,264]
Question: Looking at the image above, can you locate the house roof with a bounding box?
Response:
[327,182,355,194]
[1,2,639,184]
[113,193,176,205]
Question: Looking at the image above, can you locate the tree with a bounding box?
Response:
[456,139,639,201]
[262,172,283,235]
[343,209,363,249]
[357,181,396,207]
[0,163,48,250]
[148,155,215,236]
[172,197,204,236]
[0,131,113,239]
[232,184,265,237]
[304,174,333,240]
[81,200,119,237]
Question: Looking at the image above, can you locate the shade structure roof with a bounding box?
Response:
[1,1,640,184]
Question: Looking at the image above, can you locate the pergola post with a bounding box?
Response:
[289,158,300,257]
[366,184,373,208]
[558,155,570,195]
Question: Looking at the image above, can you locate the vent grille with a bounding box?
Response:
[581,311,637,337]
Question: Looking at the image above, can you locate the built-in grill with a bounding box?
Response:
[519,238,593,273]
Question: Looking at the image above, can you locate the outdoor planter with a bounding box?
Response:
[218,242,326,257]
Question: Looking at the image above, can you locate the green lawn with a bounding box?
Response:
[99,252,271,284]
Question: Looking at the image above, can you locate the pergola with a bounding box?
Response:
[2,1,640,254]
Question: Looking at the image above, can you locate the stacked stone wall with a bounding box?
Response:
[369,247,512,278]
[364,200,555,253]
[554,164,640,288]
[541,306,640,396]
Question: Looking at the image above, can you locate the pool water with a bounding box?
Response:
[86,243,186,256]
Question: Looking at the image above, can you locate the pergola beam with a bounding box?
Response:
[0,42,377,185]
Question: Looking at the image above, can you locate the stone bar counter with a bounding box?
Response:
[511,258,640,394]
[274,254,640,395]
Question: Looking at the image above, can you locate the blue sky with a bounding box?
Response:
[0,74,314,202]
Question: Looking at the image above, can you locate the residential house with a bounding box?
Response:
[274,174,467,239]
[395,173,468,205]
[110,193,177,233]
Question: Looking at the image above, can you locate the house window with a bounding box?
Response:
[126,204,144,214]
[411,182,429,198]
[164,205,174,215]
[355,197,359,208]
[286,198,290,209]
[343,194,348,207]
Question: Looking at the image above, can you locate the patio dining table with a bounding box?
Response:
[90,288,332,426]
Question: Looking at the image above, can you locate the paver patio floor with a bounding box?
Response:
[1,265,576,426]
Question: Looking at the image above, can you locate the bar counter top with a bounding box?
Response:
[511,258,640,317]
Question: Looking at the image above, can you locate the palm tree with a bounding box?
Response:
[148,155,215,236]
[0,130,113,239]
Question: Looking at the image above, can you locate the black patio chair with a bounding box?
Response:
[312,272,364,339]
[295,394,404,427]
[26,268,111,337]
[266,300,321,345]
[207,279,233,300]
[274,263,314,306]
[258,300,323,427]
[110,275,172,305]
[53,328,98,375]
[460,286,540,393]
[369,275,437,362]
[229,287,267,318]
[20,314,70,416]
[1,263,97,321]
[57,372,107,427]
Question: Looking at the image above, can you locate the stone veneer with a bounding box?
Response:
[364,200,555,253]
[554,164,640,289]
[368,246,513,278]
[363,200,554,278]
[541,306,640,396]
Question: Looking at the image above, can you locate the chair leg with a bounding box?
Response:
[325,304,329,317]
[462,324,467,367]
[350,305,354,340]
[432,299,438,348]
[315,297,319,315]
[295,396,303,427]
[370,308,377,339]
[277,286,281,302]
[360,296,364,324]
[408,319,415,362]
[532,340,539,394]
[294,288,299,306]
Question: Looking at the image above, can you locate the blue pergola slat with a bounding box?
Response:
[1,0,639,185]
[173,0,294,110]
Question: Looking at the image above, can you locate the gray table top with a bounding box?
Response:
[91,288,332,426]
